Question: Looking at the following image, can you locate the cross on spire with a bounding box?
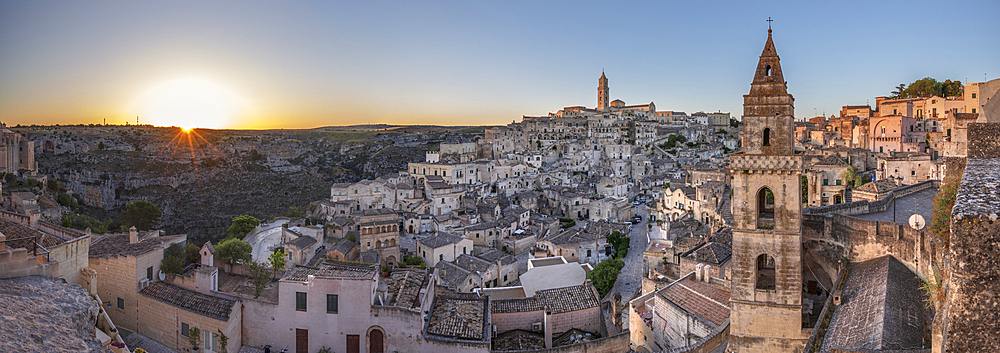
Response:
[767,17,773,30]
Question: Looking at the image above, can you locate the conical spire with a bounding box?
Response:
[751,29,785,88]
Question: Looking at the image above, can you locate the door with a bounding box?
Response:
[369,329,384,353]
[295,329,308,353]
[347,334,360,353]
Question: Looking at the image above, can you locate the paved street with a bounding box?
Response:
[245,218,290,262]
[607,205,668,331]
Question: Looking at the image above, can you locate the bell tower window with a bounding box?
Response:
[765,65,771,76]
[757,187,775,229]
[755,254,776,290]
[762,128,771,147]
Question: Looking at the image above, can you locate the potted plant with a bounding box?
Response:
[188,327,201,351]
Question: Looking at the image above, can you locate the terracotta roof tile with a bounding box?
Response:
[139,283,236,321]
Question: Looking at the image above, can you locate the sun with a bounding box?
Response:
[139,78,245,130]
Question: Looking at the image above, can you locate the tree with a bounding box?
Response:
[902,77,942,98]
[160,243,186,275]
[243,260,272,299]
[215,238,252,272]
[588,258,625,298]
[121,200,162,231]
[942,79,963,97]
[226,215,260,240]
[186,243,201,264]
[268,248,287,273]
[800,175,809,204]
[844,165,863,188]
[891,83,907,98]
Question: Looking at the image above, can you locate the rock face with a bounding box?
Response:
[0,276,107,353]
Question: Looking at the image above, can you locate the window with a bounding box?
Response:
[587,250,592,257]
[205,331,217,352]
[836,180,842,185]
[823,179,829,186]
[972,93,977,99]
[181,323,190,337]
[911,171,916,176]
[947,129,952,137]
[765,65,771,76]
[504,274,508,281]
[463,247,467,254]
[973,108,977,114]
[439,254,444,262]
[762,128,771,147]
[147,266,153,280]
[327,294,339,314]
[757,188,775,229]
[296,292,307,312]
[117,297,124,309]
[755,254,776,290]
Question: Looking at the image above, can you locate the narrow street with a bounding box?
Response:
[607,205,668,331]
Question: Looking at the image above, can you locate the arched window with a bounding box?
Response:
[757,187,775,229]
[765,65,771,76]
[756,254,776,290]
[762,128,771,147]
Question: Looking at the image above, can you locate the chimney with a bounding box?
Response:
[704,265,712,282]
[29,211,40,228]
[543,307,553,349]
[129,226,138,244]
[696,264,705,282]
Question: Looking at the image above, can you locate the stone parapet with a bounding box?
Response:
[728,154,802,173]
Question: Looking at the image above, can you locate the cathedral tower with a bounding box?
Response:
[728,29,808,352]
[598,71,609,110]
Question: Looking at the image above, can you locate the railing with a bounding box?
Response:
[0,235,50,262]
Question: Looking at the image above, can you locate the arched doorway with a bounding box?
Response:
[408,225,414,233]
[368,327,385,353]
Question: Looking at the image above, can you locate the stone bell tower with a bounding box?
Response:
[727,28,808,352]
[598,71,609,111]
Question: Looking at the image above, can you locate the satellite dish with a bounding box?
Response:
[909,214,926,230]
[158,270,166,281]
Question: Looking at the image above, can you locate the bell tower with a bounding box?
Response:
[597,71,609,111]
[728,28,808,352]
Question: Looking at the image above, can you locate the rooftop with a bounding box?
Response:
[535,283,600,314]
[419,231,465,249]
[282,261,377,281]
[426,295,489,341]
[380,268,428,308]
[89,232,185,259]
[140,282,237,321]
[820,255,924,352]
[656,276,730,327]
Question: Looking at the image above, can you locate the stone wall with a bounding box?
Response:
[801,214,936,281]
[46,234,89,286]
[943,153,1000,352]
[966,123,1000,157]
[493,310,545,333]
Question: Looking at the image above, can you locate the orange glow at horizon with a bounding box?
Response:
[137,78,247,130]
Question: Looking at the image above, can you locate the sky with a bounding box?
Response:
[2,1,999,130]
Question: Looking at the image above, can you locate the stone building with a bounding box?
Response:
[355,208,400,266]
[0,123,35,173]
[87,227,187,334]
[727,29,810,351]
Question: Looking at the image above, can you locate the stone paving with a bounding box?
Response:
[245,218,290,262]
[608,206,662,331]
